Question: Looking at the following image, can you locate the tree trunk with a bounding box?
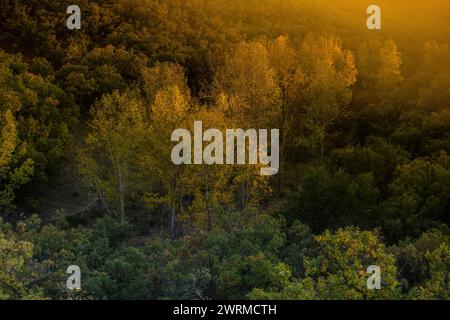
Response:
[118,174,125,222]
[204,167,212,232]
[170,174,178,239]
[170,204,176,240]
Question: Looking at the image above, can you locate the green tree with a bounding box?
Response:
[408,243,450,300]
[389,226,449,290]
[0,110,34,210]
[0,218,45,300]
[289,166,380,231]
[0,51,73,211]
[306,227,400,300]
[383,151,450,240]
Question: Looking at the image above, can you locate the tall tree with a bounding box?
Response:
[356,39,403,106]
[79,91,148,222]
[215,40,281,128]
[296,34,357,160]
[145,85,191,238]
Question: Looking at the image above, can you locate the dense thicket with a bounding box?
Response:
[0,0,449,300]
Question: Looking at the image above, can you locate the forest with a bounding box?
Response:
[0,0,449,300]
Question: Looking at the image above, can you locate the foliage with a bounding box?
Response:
[0,0,449,300]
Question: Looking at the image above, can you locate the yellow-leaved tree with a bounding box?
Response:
[215,40,282,128]
[78,90,148,222]
[0,110,34,211]
[297,34,358,160]
[145,85,191,238]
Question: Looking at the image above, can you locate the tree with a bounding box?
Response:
[356,39,403,106]
[215,40,281,128]
[389,226,449,290]
[289,165,380,231]
[267,36,305,184]
[84,246,153,300]
[0,218,45,300]
[249,227,401,300]
[408,243,450,300]
[145,85,191,238]
[58,45,149,107]
[296,34,357,160]
[267,35,305,133]
[0,110,34,210]
[383,151,450,240]
[141,62,190,105]
[415,42,450,111]
[177,107,233,233]
[329,137,410,187]
[79,90,148,222]
[306,227,400,300]
[170,214,288,300]
[0,50,73,212]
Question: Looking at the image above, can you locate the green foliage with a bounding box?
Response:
[0,218,45,300]
[389,226,450,291]
[4,215,134,299]
[308,227,400,299]
[79,90,148,221]
[249,227,401,300]
[0,0,449,301]
[383,152,450,239]
[407,243,450,300]
[289,166,380,231]
[0,51,75,211]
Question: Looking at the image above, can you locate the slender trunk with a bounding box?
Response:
[320,137,325,163]
[320,143,324,162]
[170,204,176,240]
[118,174,125,222]
[170,174,177,239]
[204,167,212,232]
[98,192,113,217]
[278,108,288,194]
[160,205,167,235]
